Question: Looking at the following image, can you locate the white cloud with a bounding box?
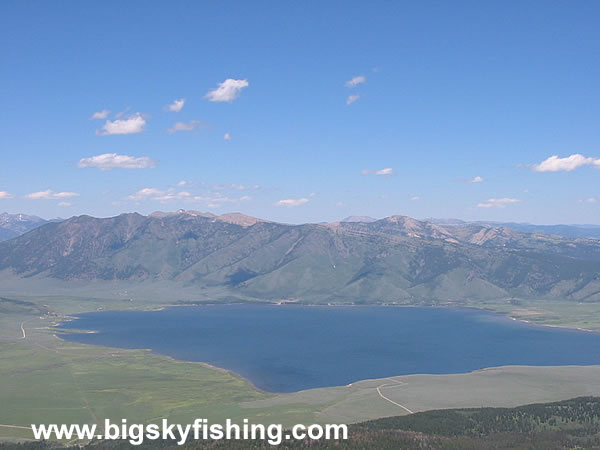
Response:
[212,183,260,192]
[177,180,189,187]
[0,191,14,199]
[127,188,191,202]
[274,197,310,207]
[96,113,146,136]
[477,198,521,208]
[154,191,192,202]
[532,154,600,172]
[205,78,249,102]
[346,94,360,105]
[126,188,164,201]
[78,153,156,170]
[224,132,231,141]
[410,196,420,201]
[90,109,110,120]
[361,167,394,176]
[58,202,72,207]
[231,184,260,191]
[26,190,80,200]
[345,75,366,88]
[577,197,597,204]
[167,120,207,134]
[468,176,484,183]
[126,185,253,206]
[165,98,185,112]
[193,194,251,205]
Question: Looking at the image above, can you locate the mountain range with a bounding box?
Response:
[1,210,599,304]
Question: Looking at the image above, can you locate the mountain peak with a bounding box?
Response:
[341,216,377,223]
[149,210,216,219]
[216,213,268,226]
[148,210,266,226]
[0,212,51,242]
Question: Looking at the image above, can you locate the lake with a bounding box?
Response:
[57,305,600,393]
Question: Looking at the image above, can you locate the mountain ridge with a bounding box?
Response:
[1,211,600,304]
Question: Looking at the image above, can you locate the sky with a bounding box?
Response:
[0,1,599,224]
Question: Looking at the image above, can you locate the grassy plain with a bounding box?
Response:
[2,275,600,443]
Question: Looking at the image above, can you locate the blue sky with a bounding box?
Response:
[1,1,599,224]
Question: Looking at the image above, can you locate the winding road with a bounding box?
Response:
[376,379,414,414]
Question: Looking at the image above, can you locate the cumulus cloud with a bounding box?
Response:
[78,153,156,170]
[224,132,231,141]
[0,191,14,199]
[177,180,189,187]
[532,154,600,172]
[346,94,360,105]
[468,176,484,183]
[167,120,207,134]
[96,113,146,135]
[345,75,366,87]
[26,190,80,200]
[165,98,185,112]
[205,79,249,102]
[90,109,110,120]
[361,167,394,176]
[58,202,72,207]
[274,197,310,207]
[477,198,521,208]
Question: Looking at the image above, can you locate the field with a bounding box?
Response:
[2,276,600,443]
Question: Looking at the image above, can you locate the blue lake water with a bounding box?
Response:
[57,305,600,393]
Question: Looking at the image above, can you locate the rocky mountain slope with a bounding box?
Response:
[1,210,599,303]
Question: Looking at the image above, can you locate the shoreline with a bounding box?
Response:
[507,316,597,333]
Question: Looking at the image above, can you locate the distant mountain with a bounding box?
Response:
[1,211,600,304]
[149,210,269,226]
[341,216,377,223]
[0,213,54,242]
[495,223,600,239]
[428,218,600,240]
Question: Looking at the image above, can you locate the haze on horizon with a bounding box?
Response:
[1,1,599,225]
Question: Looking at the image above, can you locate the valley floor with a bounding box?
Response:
[2,282,600,443]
